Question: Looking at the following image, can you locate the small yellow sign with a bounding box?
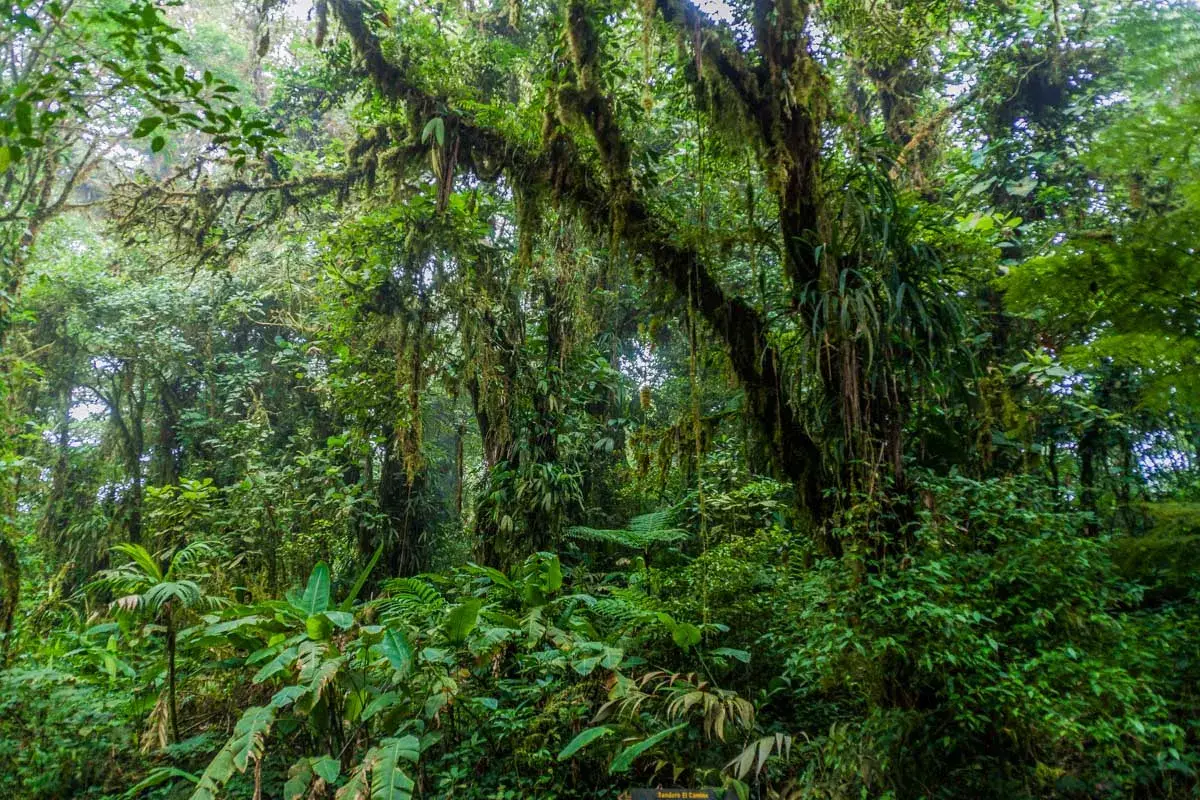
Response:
[630,790,720,800]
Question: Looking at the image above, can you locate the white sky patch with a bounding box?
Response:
[694,0,736,22]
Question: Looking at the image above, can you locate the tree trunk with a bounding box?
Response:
[1079,419,1103,536]
[166,604,180,744]
[0,534,17,665]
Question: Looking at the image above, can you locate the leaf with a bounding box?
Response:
[306,614,333,641]
[204,615,263,637]
[133,115,164,138]
[542,553,562,593]
[443,599,482,644]
[121,766,198,799]
[341,541,384,611]
[270,685,308,709]
[967,177,995,196]
[362,691,401,720]
[284,759,314,800]
[15,101,33,135]
[671,622,702,649]
[1006,176,1038,197]
[313,754,341,783]
[726,734,792,780]
[306,655,345,697]
[423,692,447,719]
[298,562,331,615]
[557,726,612,760]
[711,647,751,663]
[189,706,276,800]
[253,645,298,683]
[324,610,355,629]
[370,736,419,800]
[151,135,166,153]
[112,543,163,583]
[609,723,687,774]
[381,628,413,675]
[573,654,604,676]
[421,117,444,147]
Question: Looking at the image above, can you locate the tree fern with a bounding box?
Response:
[566,509,689,549]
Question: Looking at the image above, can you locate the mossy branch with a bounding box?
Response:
[325,0,828,518]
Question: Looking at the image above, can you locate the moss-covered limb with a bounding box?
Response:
[109,162,380,266]
[653,0,763,111]
[655,0,826,295]
[330,0,827,518]
[887,86,979,182]
[565,0,826,516]
[0,530,17,665]
[564,1,631,184]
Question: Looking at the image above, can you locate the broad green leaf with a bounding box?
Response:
[421,117,444,147]
[283,759,314,800]
[253,646,297,683]
[543,553,562,593]
[306,614,332,641]
[609,723,687,774]
[443,599,482,644]
[15,101,33,135]
[573,654,604,675]
[381,628,413,675]
[363,691,401,721]
[557,726,612,760]
[672,622,702,649]
[312,754,340,783]
[270,685,307,709]
[324,610,355,629]
[298,562,331,615]
[133,115,164,138]
[190,706,276,800]
[370,736,419,800]
[205,615,263,637]
[712,647,751,663]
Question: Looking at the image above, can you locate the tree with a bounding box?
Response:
[92,541,218,744]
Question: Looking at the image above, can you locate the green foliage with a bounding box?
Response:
[189,705,277,800]
[2,0,1200,798]
[566,508,690,549]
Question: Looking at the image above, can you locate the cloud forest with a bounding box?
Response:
[1,0,1199,797]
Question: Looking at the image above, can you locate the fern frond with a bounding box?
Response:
[377,578,445,624]
[565,525,688,549]
[566,506,689,549]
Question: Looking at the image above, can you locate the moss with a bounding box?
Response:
[1138,501,1200,536]
[1111,507,1200,602]
[0,532,17,664]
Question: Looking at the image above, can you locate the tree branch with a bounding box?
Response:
[327,0,827,514]
[653,0,763,114]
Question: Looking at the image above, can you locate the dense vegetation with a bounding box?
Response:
[2,0,1199,796]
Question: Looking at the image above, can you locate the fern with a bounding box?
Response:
[566,509,689,549]
[377,577,445,623]
[591,586,660,634]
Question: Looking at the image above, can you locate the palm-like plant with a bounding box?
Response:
[93,541,219,744]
